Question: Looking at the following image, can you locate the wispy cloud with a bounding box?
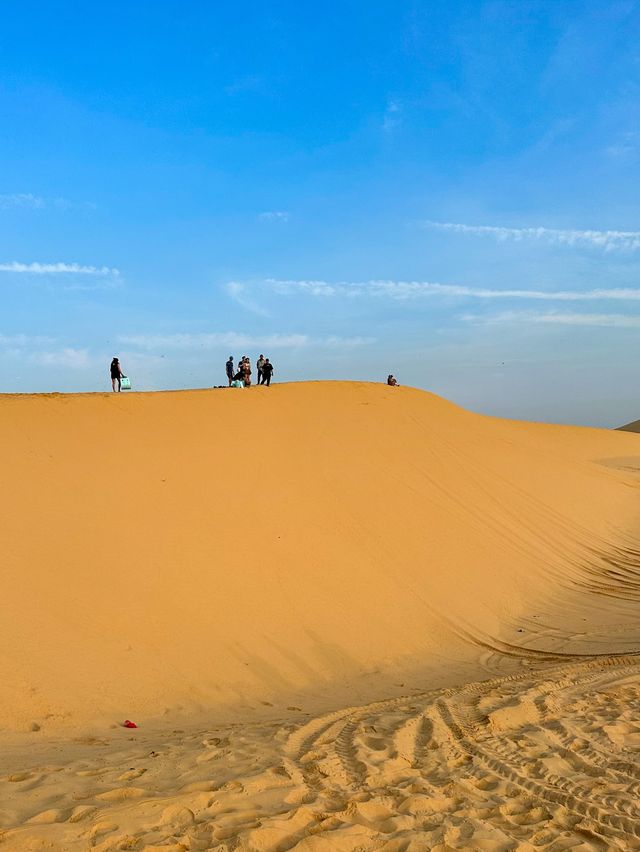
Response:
[0,193,45,209]
[266,278,640,302]
[225,75,263,95]
[225,281,271,317]
[30,348,92,369]
[462,311,640,329]
[0,193,95,211]
[0,333,58,352]
[0,262,119,276]
[119,332,374,350]
[258,211,290,222]
[382,99,402,132]
[423,220,640,251]
[605,131,640,161]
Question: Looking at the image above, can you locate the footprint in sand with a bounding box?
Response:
[96,786,148,802]
[26,808,70,824]
[68,805,97,823]
[117,767,147,781]
[88,821,119,840]
[6,772,33,783]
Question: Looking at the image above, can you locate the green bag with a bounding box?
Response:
[121,376,131,390]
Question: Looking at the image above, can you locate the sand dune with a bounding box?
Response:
[618,418,640,433]
[2,382,640,849]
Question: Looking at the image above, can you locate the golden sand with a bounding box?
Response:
[1,382,640,850]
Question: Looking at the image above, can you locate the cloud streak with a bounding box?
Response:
[0,193,95,211]
[0,193,45,209]
[119,332,374,350]
[462,311,640,328]
[226,281,271,317]
[31,348,92,369]
[266,278,640,302]
[0,333,57,347]
[258,211,290,222]
[0,262,119,276]
[423,221,640,251]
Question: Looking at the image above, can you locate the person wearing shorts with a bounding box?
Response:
[110,357,123,392]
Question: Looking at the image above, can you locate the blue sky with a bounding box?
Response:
[1,0,640,425]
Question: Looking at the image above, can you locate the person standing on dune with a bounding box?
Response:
[225,356,234,387]
[242,356,252,387]
[110,357,123,392]
[262,358,274,386]
[256,354,265,385]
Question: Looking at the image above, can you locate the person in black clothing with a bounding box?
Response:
[110,357,123,392]
[256,354,265,385]
[262,359,274,386]
[225,356,234,386]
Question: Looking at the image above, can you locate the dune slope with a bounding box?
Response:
[618,418,640,432]
[1,381,640,734]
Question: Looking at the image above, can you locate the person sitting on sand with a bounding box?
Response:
[387,374,398,386]
[110,357,124,392]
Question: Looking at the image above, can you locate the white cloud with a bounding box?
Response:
[266,278,640,302]
[225,281,271,317]
[52,197,97,212]
[0,333,57,347]
[605,131,640,160]
[0,261,119,276]
[462,311,640,328]
[119,332,374,351]
[30,348,92,369]
[0,193,95,211]
[258,211,290,222]
[0,193,45,209]
[383,99,402,132]
[423,220,640,251]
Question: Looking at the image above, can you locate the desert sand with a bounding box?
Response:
[1,381,640,850]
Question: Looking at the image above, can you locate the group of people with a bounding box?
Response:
[226,354,274,387]
[111,355,398,392]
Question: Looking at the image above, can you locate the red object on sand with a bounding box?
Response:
[122,719,138,728]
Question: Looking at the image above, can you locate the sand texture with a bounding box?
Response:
[2,381,640,849]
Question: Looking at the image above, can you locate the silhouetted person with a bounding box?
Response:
[262,359,274,386]
[225,356,234,386]
[387,374,398,386]
[256,354,265,385]
[110,357,123,392]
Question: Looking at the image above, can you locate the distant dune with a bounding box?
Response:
[3,382,640,850]
[618,418,640,432]
[2,381,639,733]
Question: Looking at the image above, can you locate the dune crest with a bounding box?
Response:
[2,381,639,736]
